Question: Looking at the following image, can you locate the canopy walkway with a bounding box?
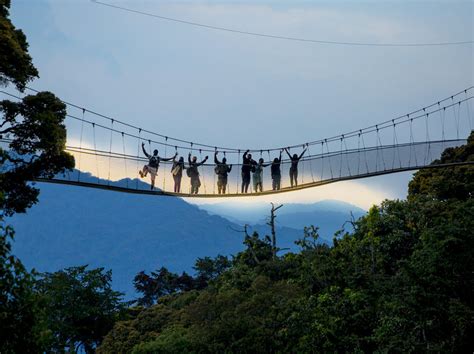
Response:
[1,87,473,198]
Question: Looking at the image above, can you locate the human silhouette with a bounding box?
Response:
[253,158,270,193]
[171,156,185,193]
[241,150,255,193]
[214,152,232,194]
[188,153,208,194]
[271,150,283,191]
[139,143,176,190]
[285,147,307,187]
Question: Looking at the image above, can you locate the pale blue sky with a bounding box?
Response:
[7,0,473,208]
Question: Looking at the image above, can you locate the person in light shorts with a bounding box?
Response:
[139,143,176,190]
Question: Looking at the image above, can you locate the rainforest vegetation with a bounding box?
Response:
[1,1,473,352]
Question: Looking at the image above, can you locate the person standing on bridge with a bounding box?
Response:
[241,150,256,193]
[188,153,209,194]
[253,158,270,193]
[285,147,307,187]
[271,150,283,191]
[214,152,232,194]
[139,142,177,190]
[171,156,185,193]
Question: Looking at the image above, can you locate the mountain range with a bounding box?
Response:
[8,172,366,299]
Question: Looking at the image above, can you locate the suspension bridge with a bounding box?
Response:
[1,87,473,198]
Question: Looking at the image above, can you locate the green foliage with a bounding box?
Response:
[0,91,75,215]
[409,131,474,200]
[36,265,126,353]
[0,0,39,91]
[134,255,230,307]
[99,135,474,353]
[0,218,45,353]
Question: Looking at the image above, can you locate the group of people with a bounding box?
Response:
[240,148,306,193]
[139,143,307,194]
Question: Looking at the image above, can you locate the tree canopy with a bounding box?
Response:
[0,0,38,91]
[97,133,474,353]
[0,3,75,352]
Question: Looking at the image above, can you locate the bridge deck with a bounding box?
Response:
[35,161,473,198]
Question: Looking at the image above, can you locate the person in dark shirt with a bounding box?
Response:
[241,150,255,193]
[188,153,208,194]
[214,152,232,194]
[271,150,283,191]
[171,156,185,193]
[285,147,307,187]
[139,142,176,190]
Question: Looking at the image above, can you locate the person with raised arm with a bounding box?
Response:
[285,147,307,187]
[253,158,270,193]
[139,143,177,190]
[171,155,185,193]
[214,152,232,194]
[241,150,255,193]
[271,150,283,191]
[187,153,209,194]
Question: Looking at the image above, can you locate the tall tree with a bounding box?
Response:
[0,2,74,352]
[0,91,75,215]
[0,0,38,90]
[36,266,125,353]
[0,222,45,353]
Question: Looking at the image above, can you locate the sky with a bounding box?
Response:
[5,0,473,209]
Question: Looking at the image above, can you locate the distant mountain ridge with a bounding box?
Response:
[9,171,366,299]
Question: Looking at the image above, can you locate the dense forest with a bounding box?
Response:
[95,134,474,353]
[1,1,473,352]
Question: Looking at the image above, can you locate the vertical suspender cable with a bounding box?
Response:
[163,137,168,191]
[213,147,216,195]
[424,112,430,165]
[237,149,240,194]
[223,151,228,194]
[121,132,128,188]
[190,142,193,194]
[377,126,386,171]
[438,103,445,151]
[343,136,351,176]
[301,145,305,184]
[306,143,315,183]
[200,149,207,194]
[325,139,334,179]
[136,129,141,190]
[465,90,473,131]
[92,123,100,183]
[107,120,114,186]
[361,131,370,173]
[393,122,402,168]
[339,137,344,178]
[320,142,325,181]
[77,108,85,182]
[452,97,460,140]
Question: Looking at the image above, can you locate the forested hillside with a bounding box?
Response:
[97,133,474,353]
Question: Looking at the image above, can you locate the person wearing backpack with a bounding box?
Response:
[139,143,177,190]
[285,147,307,187]
[241,150,255,194]
[214,152,232,194]
[188,153,209,194]
[253,158,270,193]
[271,150,283,191]
[171,156,185,193]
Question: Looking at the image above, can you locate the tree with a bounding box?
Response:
[1,1,74,217]
[0,222,45,353]
[0,3,74,352]
[408,131,474,201]
[0,0,39,91]
[36,266,126,353]
[1,92,75,215]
